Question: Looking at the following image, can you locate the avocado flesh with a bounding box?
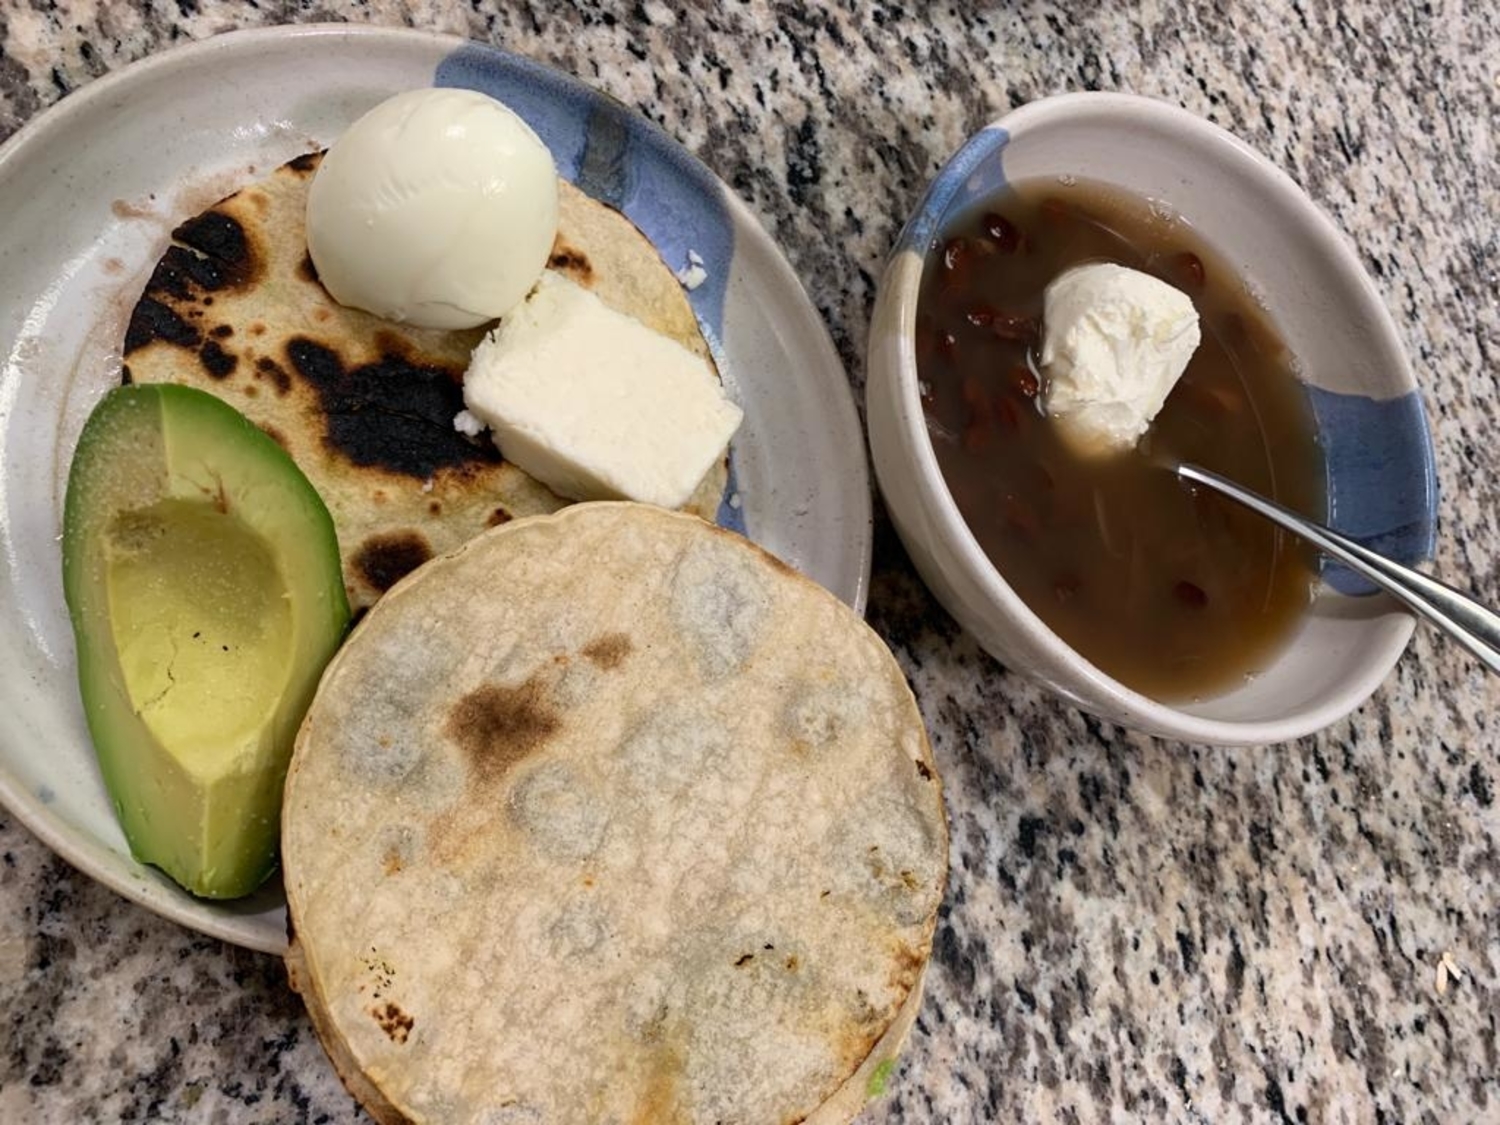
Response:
[64,384,349,899]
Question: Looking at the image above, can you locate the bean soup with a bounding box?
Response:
[916,178,1324,701]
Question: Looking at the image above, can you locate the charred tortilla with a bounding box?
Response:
[122,152,728,611]
[282,503,948,1125]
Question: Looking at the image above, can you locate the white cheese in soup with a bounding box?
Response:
[1040,262,1201,455]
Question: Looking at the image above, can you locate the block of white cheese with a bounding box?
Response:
[1040,263,1201,456]
[462,270,743,509]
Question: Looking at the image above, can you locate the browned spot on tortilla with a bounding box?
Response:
[828,1012,886,1083]
[243,384,259,398]
[124,297,200,354]
[373,489,388,504]
[283,336,498,479]
[352,532,432,593]
[297,252,320,286]
[259,423,287,449]
[548,242,594,285]
[582,632,632,670]
[210,323,233,339]
[111,198,152,219]
[888,940,924,993]
[254,355,292,395]
[785,955,800,971]
[311,306,332,323]
[487,507,512,527]
[249,322,267,336]
[734,953,754,967]
[125,208,261,355]
[914,758,934,781]
[758,549,796,578]
[103,257,124,275]
[286,150,322,175]
[198,339,237,379]
[629,1043,685,1125]
[382,848,404,876]
[371,1001,414,1045]
[168,208,261,293]
[372,330,413,360]
[445,673,560,788]
[247,190,271,215]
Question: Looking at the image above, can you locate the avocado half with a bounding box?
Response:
[63,384,350,899]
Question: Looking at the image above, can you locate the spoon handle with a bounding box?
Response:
[1178,462,1500,676]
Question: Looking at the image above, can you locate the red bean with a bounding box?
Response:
[1175,382,1244,416]
[994,395,1023,432]
[1039,197,1070,225]
[982,212,1023,253]
[989,313,1039,343]
[1171,251,1206,290]
[1002,494,1039,537]
[1173,580,1208,608]
[1012,365,1040,398]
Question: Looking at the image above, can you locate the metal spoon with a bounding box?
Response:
[1175,462,1500,675]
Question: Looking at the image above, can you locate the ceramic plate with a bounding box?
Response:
[0,25,871,954]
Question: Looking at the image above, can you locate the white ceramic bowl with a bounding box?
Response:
[867,93,1436,745]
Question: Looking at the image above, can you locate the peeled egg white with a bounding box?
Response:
[306,88,559,330]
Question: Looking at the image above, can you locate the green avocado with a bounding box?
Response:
[63,384,349,899]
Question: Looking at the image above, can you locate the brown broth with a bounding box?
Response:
[916,178,1324,702]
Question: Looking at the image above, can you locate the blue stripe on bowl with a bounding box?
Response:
[1306,386,1438,595]
[895,126,1012,258]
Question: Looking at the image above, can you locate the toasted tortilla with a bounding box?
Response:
[282,503,948,1124]
[121,152,727,612]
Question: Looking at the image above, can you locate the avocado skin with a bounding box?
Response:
[63,384,349,899]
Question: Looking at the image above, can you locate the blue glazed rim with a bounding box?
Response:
[894,111,1438,595]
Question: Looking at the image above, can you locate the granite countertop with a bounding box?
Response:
[2,2,1497,1122]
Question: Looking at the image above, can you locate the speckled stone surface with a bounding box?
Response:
[2,2,1498,1122]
